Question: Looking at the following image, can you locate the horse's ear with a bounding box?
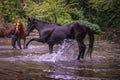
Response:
[28,17,31,22]
[32,18,35,22]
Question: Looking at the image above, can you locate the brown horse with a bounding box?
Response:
[0,22,5,37]
[0,27,5,37]
[11,20,26,49]
[4,23,16,37]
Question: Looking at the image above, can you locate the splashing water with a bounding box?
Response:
[0,39,78,62]
[55,39,78,61]
[29,39,78,62]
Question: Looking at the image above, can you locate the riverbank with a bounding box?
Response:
[100,29,120,43]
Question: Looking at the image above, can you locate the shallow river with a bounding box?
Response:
[0,38,120,80]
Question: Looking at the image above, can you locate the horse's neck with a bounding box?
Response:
[34,26,41,36]
[19,26,25,33]
[35,22,53,36]
[35,22,47,31]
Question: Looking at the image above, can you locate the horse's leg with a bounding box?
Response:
[11,35,17,49]
[48,43,54,53]
[23,38,26,49]
[82,45,86,58]
[26,38,37,47]
[76,34,86,60]
[77,41,83,60]
[25,38,42,48]
[77,41,86,60]
[17,38,22,49]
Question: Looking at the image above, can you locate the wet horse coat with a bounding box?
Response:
[26,18,94,60]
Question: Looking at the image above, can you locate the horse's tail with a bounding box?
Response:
[87,27,94,58]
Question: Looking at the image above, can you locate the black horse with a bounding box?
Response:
[26,18,94,60]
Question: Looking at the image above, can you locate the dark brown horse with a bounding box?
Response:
[12,20,26,49]
[0,23,6,37]
[4,23,16,37]
[0,27,5,37]
[25,18,94,60]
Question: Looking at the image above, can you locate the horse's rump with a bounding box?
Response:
[4,23,16,37]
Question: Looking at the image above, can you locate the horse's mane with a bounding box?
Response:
[17,22,26,33]
[34,18,50,24]
[31,18,61,27]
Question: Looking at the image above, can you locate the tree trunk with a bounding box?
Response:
[54,13,57,23]
[23,0,27,10]
[0,0,4,27]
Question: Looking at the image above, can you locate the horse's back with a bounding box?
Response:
[6,23,16,33]
[0,27,5,37]
[47,27,69,44]
[6,23,15,29]
[4,23,15,37]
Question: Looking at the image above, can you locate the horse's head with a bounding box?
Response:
[26,18,36,36]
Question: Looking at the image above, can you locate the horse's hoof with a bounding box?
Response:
[77,58,80,61]
[24,46,28,49]
[18,47,22,49]
[12,47,17,50]
[24,47,26,49]
[77,57,80,60]
[20,48,22,49]
[77,58,84,61]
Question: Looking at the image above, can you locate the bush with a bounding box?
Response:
[79,20,102,34]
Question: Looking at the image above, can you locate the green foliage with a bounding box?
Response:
[89,0,120,30]
[25,0,101,33]
[70,8,85,20]
[79,20,102,34]
[1,0,102,33]
[89,0,118,11]
[25,0,74,24]
[1,0,24,23]
[67,0,120,31]
[0,3,2,12]
[0,3,2,20]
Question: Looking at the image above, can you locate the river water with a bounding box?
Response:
[0,38,120,80]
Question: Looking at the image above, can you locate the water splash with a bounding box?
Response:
[0,40,78,62]
[27,39,78,62]
[55,39,78,61]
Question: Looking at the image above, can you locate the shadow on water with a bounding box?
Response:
[0,38,120,80]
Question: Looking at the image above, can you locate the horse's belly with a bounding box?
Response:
[49,36,64,44]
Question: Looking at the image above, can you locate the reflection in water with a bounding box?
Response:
[0,38,120,80]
